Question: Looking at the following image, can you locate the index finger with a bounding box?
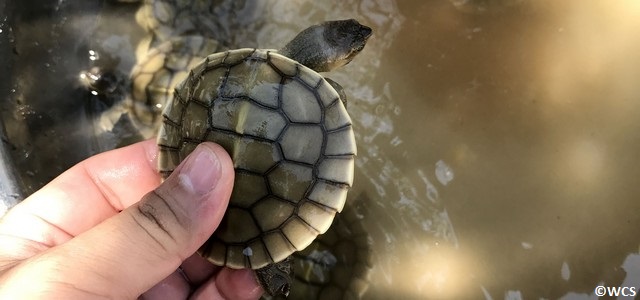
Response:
[0,139,161,248]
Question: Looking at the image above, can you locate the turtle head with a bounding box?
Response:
[280,19,372,72]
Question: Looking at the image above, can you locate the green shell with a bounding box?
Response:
[157,48,357,269]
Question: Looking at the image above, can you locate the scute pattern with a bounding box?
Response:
[135,0,218,46]
[130,35,219,125]
[158,48,356,269]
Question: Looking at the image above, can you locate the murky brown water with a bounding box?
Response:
[1,0,640,299]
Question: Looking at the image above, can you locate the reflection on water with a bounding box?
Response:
[1,0,640,299]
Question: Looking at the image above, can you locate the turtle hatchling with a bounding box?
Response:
[157,19,372,296]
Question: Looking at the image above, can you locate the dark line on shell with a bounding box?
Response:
[162,115,181,128]
[181,138,203,145]
[279,158,315,169]
[217,95,281,111]
[294,215,322,234]
[326,123,353,134]
[303,198,339,214]
[314,77,324,90]
[158,144,180,151]
[316,177,352,188]
[209,126,276,144]
[279,219,299,250]
[189,97,210,109]
[324,152,357,158]
[260,236,276,264]
[288,120,327,126]
[234,168,264,176]
[325,97,341,108]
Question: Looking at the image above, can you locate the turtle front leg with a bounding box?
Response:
[255,256,294,297]
[324,77,348,108]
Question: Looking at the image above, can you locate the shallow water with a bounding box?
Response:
[1,0,640,299]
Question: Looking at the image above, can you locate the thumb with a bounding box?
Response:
[4,142,235,298]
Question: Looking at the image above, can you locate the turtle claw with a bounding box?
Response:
[255,256,294,297]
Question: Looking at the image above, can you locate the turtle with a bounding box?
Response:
[133,0,220,45]
[156,19,372,296]
[80,35,221,148]
[129,35,220,127]
[80,0,223,150]
[281,192,373,299]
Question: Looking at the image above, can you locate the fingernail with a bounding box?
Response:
[179,145,221,195]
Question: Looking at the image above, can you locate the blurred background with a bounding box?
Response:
[1,0,639,299]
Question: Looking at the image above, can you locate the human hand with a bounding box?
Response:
[0,139,263,299]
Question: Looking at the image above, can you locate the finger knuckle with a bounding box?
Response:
[131,190,188,251]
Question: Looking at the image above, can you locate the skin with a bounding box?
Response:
[279,19,372,72]
[0,139,263,299]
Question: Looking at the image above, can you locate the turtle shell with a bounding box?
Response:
[286,195,372,299]
[157,48,357,269]
[130,35,219,125]
[135,0,217,44]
